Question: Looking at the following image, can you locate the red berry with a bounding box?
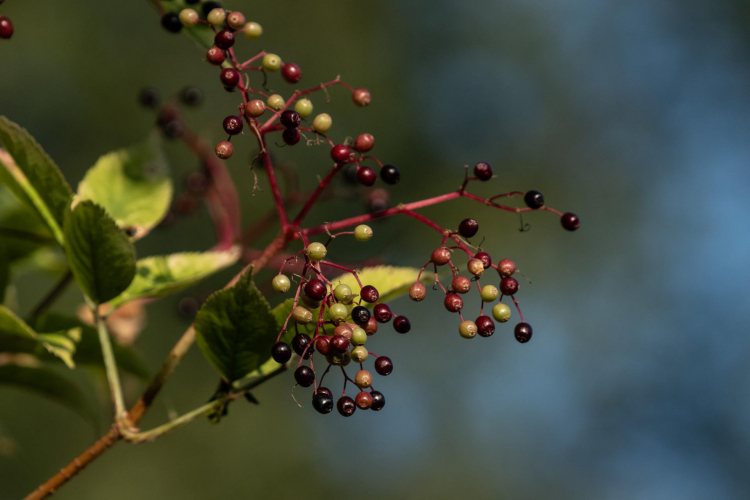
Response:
[458,218,479,238]
[431,247,451,266]
[331,144,351,163]
[444,293,463,312]
[214,29,235,49]
[357,166,377,186]
[360,285,379,303]
[365,317,378,335]
[280,110,301,129]
[304,278,327,301]
[220,68,241,88]
[497,259,516,278]
[354,133,374,152]
[476,315,495,337]
[281,63,302,83]
[514,322,533,343]
[245,99,266,117]
[475,251,492,269]
[0,17,13,40]
[474,162,493,181]
[206,47,226,65]
[352,88,371,107]
[373,303,392,323]
[374,356,393,376]
[355,391,373,410]
[451,276,471,294]
[393,315,411,334]
[500,277,519,296]
[215,141,233,159]
[282,128,301,145]
[330,335,350,353]
[561,212,580,231]
[315,336,331,356]
[409,283,427,301]
[222,115,243,135]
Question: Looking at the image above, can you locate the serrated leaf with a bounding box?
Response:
[0,117,73,243]
[0,364,97,423]
[77,136,172,240]
[63,201,136,304]
[0,305,77,368]
[195,269,278,382]
[33,313,149,379]
[108,247,240,308]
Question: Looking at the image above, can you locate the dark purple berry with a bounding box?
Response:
[380,164,400,185]
[282,128,301,145]
[214,29,234,49]
[373,303,392,323]
[271,342,291,363]
[161,13,183,33]
[370,391,385,411]
[280,110,301,129]
[393,315,411,334]
[220,68,240,88]
[313,392,333,414]
[514,322,533,343]
[357,166,377,187]
[201,1,223,18]
[222,115,243,135]
[180,86,203,107]
[474,162,493,181]
[331,144,351,163]
[138,87,161,109]
[374,356,393,376]
[281,63,302,83]
[475,251,492,269]
[458,218,478,238]
[316,387,333,398]
[561,212,580,231]
[444,293,463,312]
[330,335,350,354]
[360,285,379,303]
[294,366,315,387]
[351,306,371,326]
[292,333,313,358]
[524,190,545,209]
[500,277,519,296]
[476,315,495,337]
[337,396,356,417]
[304,279,327,301]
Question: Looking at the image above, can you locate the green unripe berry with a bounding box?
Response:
[243,22,263,39]
[351,327,367,346]
[294,99,313,119]
[292,305,313,325]
[272,274,291,293]
[351,346,368,363]
[179,9,199,27]
[355,370,373,389]
[328,303,348,323]
[326,350,351,366]
[334,284,354,304]
[480,285,499,302]
[305,242,327,261]
[354,224,373,242]
[312,113,332,133]
[459,320,478,339]
[263,53,282,72]
[492,303,511,323]
[207,8,226,26]
[267,94,285,111]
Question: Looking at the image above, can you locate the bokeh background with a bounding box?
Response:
[2,0,750,498]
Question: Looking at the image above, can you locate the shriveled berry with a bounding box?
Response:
[226,11,246,29]
[206,46,226,65]
[480,285,499,302]
[370,391,385,411]
[515,322,533,343]
[373,303,392,323]
[282,128,301,145]
[294,366,315,387]
[492,303,511,323]
[354,224,373,242]
[161,13,183,33]
[220,68,240,88]
[304,278,327,301]
[351,346,368,363]
[354,133,374,153]
[351,306,371,326]
[223,115,243,135]
[360,285,379,303]
[337,396,356,417]
[138,87,160,109]
[329,303,349,323]
[331,144,351,163]
[215,141,233,159]
[315,336,331,356]
[431,247,452,266]
[458,218,479,238]
[280,110,301,128]
[374,356,393,376]
[334,284,354,304]
[0,17,14,39]
[245,99,266,117]
[291,306,313,325]
[497,259,516,278]
[326,350,351,367]
[561,212,580,231]
[179,9,200,27]
[271,342,291,363]
[201,2,223,18]
[365,317,378,335]
[380,164,400,185]
[180,86,203,107]
[281,62,302,83]
[352,88,371,107]
[313,392,334,414]
[243,22,263,38]
[393,315,411,334]
[330,335,350,354]
[351,327,367,345]
[452,276,471,294]
[474,162,493,181]
[272,274,291,293]
[476,315,495,337]
[305,242,327,261]
[355,370,373,389]
[357,166,377,186]
[214,29,235,49]
[294,98,313,118]
[524,190,545,209]
[355,391,373,410]
[475,251,492,269]
[459,320,478,339]
[409,283,427,301]
[312,113,332,133]
[267,94,285,110]
[467,258,485,276]
[292,333,313,358]
[262,53,282,72]
[444,293,463,312]
[500,277,519,296]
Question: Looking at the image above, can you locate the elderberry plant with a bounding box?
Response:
[0,2,579,499]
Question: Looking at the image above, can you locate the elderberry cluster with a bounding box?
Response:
[270,229,405,417]
[0,1,14,40]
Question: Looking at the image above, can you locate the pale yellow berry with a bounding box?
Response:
[263,53,282,72]
[243,22,263,39]
[267,94,285,111]
[207,8,226,27]
[312,113,332,133]
[179,9,199,27]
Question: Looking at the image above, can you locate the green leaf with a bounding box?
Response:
[108,247,241,308]
[0,364,97,423]
[33,313,149,379]
[0,305,77,368]
[195,269,278,382]
[63,201,136,304]
[0,117,73,244]
[0,247,7,304]
[77,136,172,240]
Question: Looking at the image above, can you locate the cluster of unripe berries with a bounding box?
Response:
[268,228,408,416]
[0,1,13,40]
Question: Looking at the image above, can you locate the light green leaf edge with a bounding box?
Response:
[0,305,77,368]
